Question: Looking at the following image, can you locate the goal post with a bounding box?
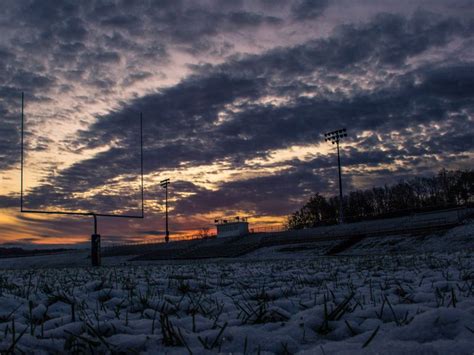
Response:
[20,92,145,266]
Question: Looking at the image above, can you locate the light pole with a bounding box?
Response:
[324,128,348,224]
[160,178,170,242]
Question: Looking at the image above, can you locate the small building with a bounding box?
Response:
[215,217,249,238]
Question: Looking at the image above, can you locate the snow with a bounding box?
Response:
[0,219,471,353]
[0,250,472,353]
[343,220,474,256]
[243,219,474,260]
[0,250,132,269]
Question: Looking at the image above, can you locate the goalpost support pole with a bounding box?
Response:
[91,214,101,266]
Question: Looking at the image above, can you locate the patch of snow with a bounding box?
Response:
[0,251,472,353]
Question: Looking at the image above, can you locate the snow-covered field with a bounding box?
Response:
[0,252,472,353]
[242,221,474,260]
[343,222,474,256]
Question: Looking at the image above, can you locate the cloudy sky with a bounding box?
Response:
[0,0,473,247]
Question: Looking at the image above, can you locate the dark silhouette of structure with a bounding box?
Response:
[214,216,249,238]
[160,178,170,243]
[324,128,348,224]
[20,92,145,266]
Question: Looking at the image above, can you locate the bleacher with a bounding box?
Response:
[108,207,473,261]
[132,235,264,261]
[259,207,471,246]
[103,238,202,258]
[176,235,264,259]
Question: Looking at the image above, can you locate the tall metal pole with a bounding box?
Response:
[336,140,344,224]
[140,112,144,218]
[165,185,169,243]
[91,214,100,267]
[161,178,170,243]
[324,128,348,225]
[20,92,24,212]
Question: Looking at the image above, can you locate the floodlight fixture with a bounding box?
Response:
[324,128,347,144]
[20,92,145,266]
[214,216,248,225]
[324,128,348,224]
[160,178,171,243]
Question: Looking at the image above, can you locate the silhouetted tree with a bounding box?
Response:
[287,169,473,229]
[286,193,337,229]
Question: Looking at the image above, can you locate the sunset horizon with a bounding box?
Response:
[1,0,473,247]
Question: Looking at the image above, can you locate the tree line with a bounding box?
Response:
[287,169,473,229]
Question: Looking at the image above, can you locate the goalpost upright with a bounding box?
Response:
[20,92,145,266]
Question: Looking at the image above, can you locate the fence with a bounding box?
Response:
[104,206,472,251]
[103,233,216,250]
[249,225,286,234]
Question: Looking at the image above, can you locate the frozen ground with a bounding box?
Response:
[242,240,338,260]
[242,221,474,260]
[0,221,471,353]
[0,252,472,353]
[343,222,474,256]
[0,250,131,269]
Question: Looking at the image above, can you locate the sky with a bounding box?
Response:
[0,0,473,248]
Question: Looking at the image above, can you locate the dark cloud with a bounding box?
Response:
[57,17,88,42]
[212,11,471,78]
[418,64,474,98]
[11,71,55,89]
[0,0,292,174]
[225,11,282,27]
[101,14,140,29]
[1,2,473,243]
[173,168,332,217]
[291,0,329,20]
[0,97,21,170]
[0,195,17,209]
[17,11,473,219]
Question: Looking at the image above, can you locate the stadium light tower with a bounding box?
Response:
[160,178,170,243]
[324,128,348,224]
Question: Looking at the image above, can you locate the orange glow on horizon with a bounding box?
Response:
[0,206,290,247]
